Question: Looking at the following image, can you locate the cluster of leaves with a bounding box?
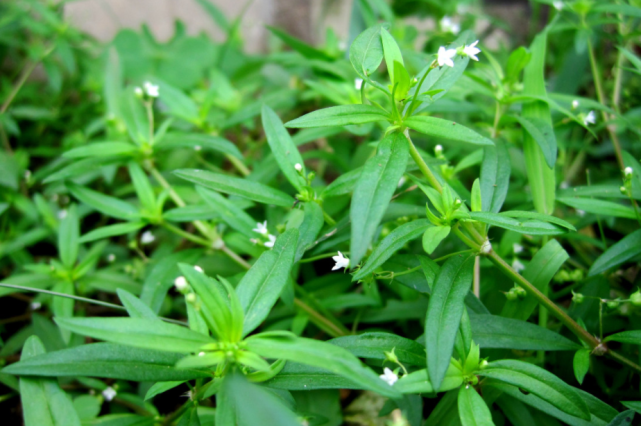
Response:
[1,0,641,425]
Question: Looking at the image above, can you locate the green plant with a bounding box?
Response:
[1,0,641,425]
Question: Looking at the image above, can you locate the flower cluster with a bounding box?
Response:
[134,81,159,99]
[436,40,481,68]
[250,221,277,248]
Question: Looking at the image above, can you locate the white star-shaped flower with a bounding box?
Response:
[140,230,155,245]
[437,46,457,68]
[513,243,523,254]
[354,78,363,90]
[463,40,481,61]
[253,221,268,235]
[583,110,596,126]
[174,276,188,291]
[512,259,525,273]
[332,251,350,271]
[264,234,277,248]
[143,81,159,98]
[440,16,460,34]
[379,367,398,386]
[102,387,117,402]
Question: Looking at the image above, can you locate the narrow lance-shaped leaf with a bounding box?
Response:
[174,169,295,207]
[197,186,255,238]
[349,24,387,79]
[425,254,475,390]
[262,105,305,190]
[286,105,391,129]
[128,162,157,213]
[405,116,494,147]
[236,229,298,335]
[480,140,510,213]
[522,31,555,215]
[67,182,141,221]
[478,359,590,420]
[458,386,494,426]
[350,132,408,267]
[58,204,79,269]
[511,115,556,169]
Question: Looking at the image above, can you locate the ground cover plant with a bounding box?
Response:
[1,0,641,424]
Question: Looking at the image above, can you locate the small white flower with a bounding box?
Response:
[57,209,68,220]
[332,251,350,271]
[354,78,363,90]
[295,163,303,172]
[513,243,524,254]
[134,87,143,97]
[624,167,633,177]
[194,265,203,273]
[397,176,406,188]
[174,276,188,291]
[577,209,586,217]
[264,234,277,248]
[107,254,116,263]
[140,230,155,245]
[583,110,596,126]
[379,367,398,386]
[440,16,460,34]
[560,181,569,189]
[434,145,443,155]
[462,40,481,61]
[437,46,457,68]
[143,81,159,98]
[253,221,268,235]
[102,387,117,402]
[194,145,202,151]
[30,302,42,310]
[512,259,525,273]
[480,239,492,254]
[571,99,579,110]
[553,1,563,10]
[250,238,259,245]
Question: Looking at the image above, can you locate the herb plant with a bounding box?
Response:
[1,0,641,425]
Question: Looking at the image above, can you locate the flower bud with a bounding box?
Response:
[572,291,584,304]
[504,289,518,301]
[624,167,633,178]
[434,145,443,156]
[606,299,619,309]
[514,286,527,299]
[621,186,628,194]
[630,290,641,306]
[479,359,489,369]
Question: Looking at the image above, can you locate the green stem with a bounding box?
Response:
[225,153,251,176]
[404,129,442,192]
[322,208,336,226]
[299,252,345,263]
[294,298,349,338]
[162,222,211,246]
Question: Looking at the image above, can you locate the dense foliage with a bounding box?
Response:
[1,0,641,425]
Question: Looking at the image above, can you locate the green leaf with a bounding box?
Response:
[471,179,482,212]
[394,361,464,394]
[604,330,641,345]
[197,187,255,238]
[128,162,156,213]
[322,167,362,197]
[458,386,494,426]
[522,31,555,215]
[500,210,575,231]
[292,202,324,262]
[58,204,79,269]
[174,169,295,207]
[220,372,301,426]
[381,28,404,82]
[354,219,431,280]
[425,254,475,390]
[265,362,360,390]
[422,225,451,255]
[329,332,426,366]
[54,317,214,353]
[286,105,390,129]
[501,239,568,321]
[606,411,635,426]
[52,281,74,344]
[117,289,158,320]
[405,116,494,146]
[350,132,408,267]
[511,115,556,169]
[149,79,199,123]
[67,182,140,221]
[63,142,137,159]
[3,343,208,381]
[589,229,641,276]
[119,89,149,146]
[267,26,333,61]
[245,334,400,398]
[349,24,387,79]
[237,229,298,335]
[144,381,185,400]
[262,105,305,190]
[478,360,590,420]
[155,133,243,159]
[19,337,55,426]
[573,349,590,385]
[593,3,641,18]
[557,197,637,220]
[468,211,567,236]
[622,401,641,415]
[177,406,201,426]
[470,314,580,351]
[79,222,146,243]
